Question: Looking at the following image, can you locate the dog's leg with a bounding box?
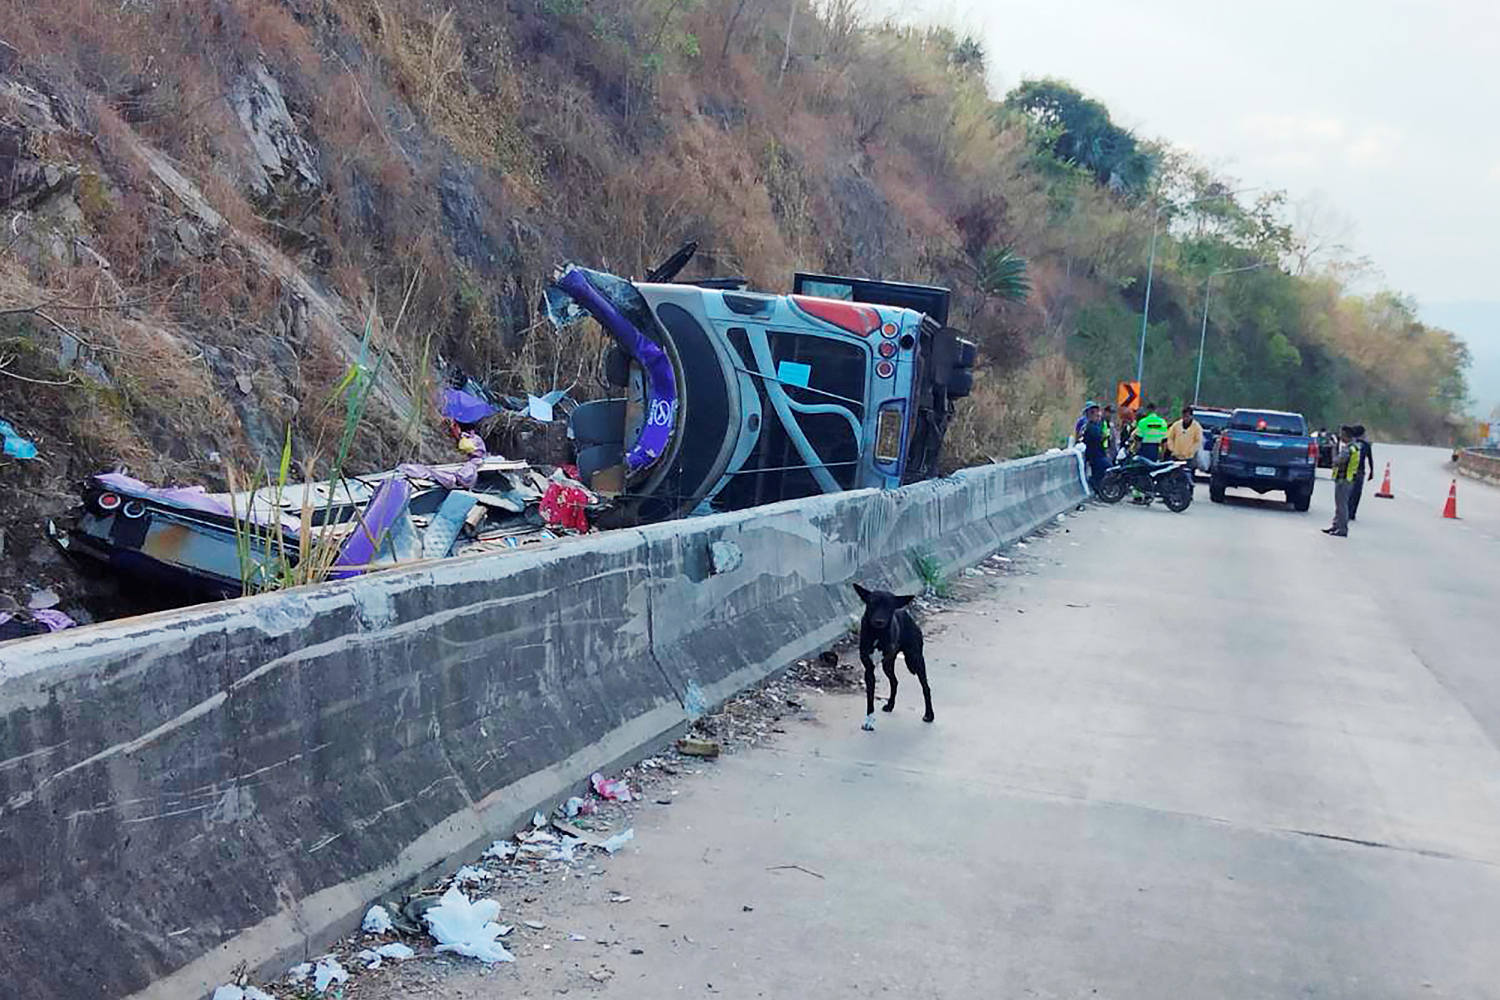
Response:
[881,656,898,712]
[910,648,935,723]
[861,653,877,731]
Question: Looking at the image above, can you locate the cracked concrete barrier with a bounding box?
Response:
[0,451,1084,999]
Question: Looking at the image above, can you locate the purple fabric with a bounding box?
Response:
[553,268,677,473]
[442,387,500,424]
[92,473,235,517]
[331,477,412,579]
[397,460,480,491]
[31,609,76,631]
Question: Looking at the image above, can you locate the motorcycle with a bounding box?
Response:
[1096,456,1194,512]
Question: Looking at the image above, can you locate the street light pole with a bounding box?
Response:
[1193,261,1274,405]
[1135,212,1158,387]
[1193,278,1215,406]
[1134,187,1264,396]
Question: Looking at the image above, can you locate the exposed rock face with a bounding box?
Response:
[0,79,76,211]
[228,59,321,199]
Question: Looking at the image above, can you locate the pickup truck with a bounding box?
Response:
[1209,408,1317,510]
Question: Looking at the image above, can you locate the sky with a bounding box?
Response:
[881,0,1500,413]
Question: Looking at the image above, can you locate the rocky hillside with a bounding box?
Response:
[0,0,1469,623]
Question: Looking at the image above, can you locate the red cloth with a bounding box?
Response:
[540,482,591,533]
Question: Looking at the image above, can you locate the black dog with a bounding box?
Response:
[853,584,934,730]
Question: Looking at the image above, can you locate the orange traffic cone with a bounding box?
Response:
[1375,462,1394,499]
[1442,480,1459,519]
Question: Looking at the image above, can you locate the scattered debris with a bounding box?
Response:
[0,418,38,460]
[312,956,349,993]
[362,904,394,934]
[424,886,516,963]
[609,895,632,903]
[27,587,59,610]
[522,920,547,930]
[599,828,635,854]
[0,607,76,640]
[356,941,416,968]
[483,839,517,861]
[562,795,587,817]
[453,865,489,885]
[767,864,825,880]
[287,957,348,993]
[539,479,592,532]
[675,736,721,758]
[211,985,275,1000]
[551,818,612,848]
[591,771,635,802]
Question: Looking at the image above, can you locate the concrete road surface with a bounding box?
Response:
[366,444,1500,1000]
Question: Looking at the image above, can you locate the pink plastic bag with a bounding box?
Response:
[590,771,634,803]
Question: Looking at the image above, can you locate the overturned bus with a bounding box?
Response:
[43,249,976,609]
[548,244,977,526]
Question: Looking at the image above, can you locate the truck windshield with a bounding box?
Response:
[1229,411,1306,435]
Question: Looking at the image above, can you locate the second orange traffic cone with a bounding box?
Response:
[1375,462,1394,498]
[1442,479,1459,519]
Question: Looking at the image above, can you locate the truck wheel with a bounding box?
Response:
[1291,486,1312,512]
[1209,478,1226,504]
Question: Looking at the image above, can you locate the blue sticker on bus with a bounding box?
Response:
[776,360,812,388]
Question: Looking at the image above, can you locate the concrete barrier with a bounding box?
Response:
[1457,447,1500,487]
[0,451,1086,999]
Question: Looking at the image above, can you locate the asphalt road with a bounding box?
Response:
[366,444,1500,1000]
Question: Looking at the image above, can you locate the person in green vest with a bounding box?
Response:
[1131,402,1170,462]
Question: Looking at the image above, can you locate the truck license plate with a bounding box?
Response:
[1255,466,1275,477]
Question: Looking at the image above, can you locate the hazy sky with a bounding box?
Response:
[884,0,1500,409]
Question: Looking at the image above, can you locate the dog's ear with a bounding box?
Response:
[893,594,916,608]
[852,583,872,603]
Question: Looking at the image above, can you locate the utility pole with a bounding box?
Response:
[1193,261,1274,405]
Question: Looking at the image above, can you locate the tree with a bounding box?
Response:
[950,35,985,75]
[977,246,1031,302]
[1003,78,1157,195]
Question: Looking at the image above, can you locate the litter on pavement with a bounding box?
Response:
[599,828,635,854]
[424,886,516,963]
[675,736,721,758]
[211,986,275,1000]
[355,942,415,968]
[361,904,394,934]
[591,771,634,802]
